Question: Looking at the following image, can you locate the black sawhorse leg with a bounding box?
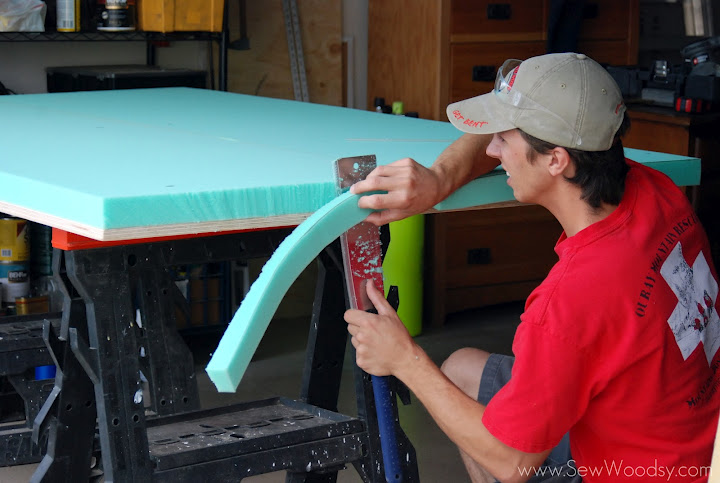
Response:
[31,251,100,482]
[34,247,156,481]
[33,241,214,481]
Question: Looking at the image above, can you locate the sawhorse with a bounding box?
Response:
[30,229,418,482]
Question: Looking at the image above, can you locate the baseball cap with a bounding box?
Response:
[446,53,626,151]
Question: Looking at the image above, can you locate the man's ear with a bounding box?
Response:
[547,147,572,177]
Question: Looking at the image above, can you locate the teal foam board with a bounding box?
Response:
[0,88,700,234]
[206,189,378,392]
[1,89,458,231]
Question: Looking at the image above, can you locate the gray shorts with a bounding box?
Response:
[479,353,582,483]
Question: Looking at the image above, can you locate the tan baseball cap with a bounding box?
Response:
[446,53,626,151]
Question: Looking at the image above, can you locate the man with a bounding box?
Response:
[345,53,720,482]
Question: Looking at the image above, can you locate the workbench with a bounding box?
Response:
[0,88,700,482]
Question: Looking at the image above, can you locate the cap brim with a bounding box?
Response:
[446,91,516,135]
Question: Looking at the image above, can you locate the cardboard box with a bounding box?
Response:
[138,0,174,33]
[138,0,223,33]
[175,0,223,32]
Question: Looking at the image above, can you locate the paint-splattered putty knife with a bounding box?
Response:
[334,155,403,483]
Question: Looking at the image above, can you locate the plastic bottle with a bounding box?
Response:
[373,96,385,113]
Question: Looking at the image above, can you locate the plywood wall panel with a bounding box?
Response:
[225,0,343,106]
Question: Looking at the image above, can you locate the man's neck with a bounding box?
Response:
[565,203,618,237]
[542,187,618,238]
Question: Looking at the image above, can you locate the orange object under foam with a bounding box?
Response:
[51,225,295,251]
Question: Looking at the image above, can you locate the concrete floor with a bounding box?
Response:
[0,302,522,482]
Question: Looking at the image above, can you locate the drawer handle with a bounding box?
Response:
[468,248,492,265]
[487,3,511,20]
[583,3,599,19]
[472,65,496,82]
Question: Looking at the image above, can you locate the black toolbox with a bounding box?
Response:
[46,65,207,92]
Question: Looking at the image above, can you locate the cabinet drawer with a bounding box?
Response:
[576,39,636,65]
[441,206,561,289]
[449,42,546,104]
[451,0,547,39]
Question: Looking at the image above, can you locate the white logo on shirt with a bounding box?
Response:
[661,242,719,364]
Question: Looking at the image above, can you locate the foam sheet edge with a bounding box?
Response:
[205,190,379,392]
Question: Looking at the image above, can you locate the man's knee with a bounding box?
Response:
[440,348,491,399]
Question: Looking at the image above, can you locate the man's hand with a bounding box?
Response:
[350,158,443,226]
[345,280,418,376]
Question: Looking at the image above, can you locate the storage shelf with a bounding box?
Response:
[0,30,223,42]
[0,28,233,90]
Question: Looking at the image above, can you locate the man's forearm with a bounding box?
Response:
[430,133,499,201]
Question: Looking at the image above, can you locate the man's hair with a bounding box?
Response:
[519,113,631,209]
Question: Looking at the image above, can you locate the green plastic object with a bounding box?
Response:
[205,190,379,392]
[383,215,424,336]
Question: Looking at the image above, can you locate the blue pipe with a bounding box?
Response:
[372,375,403,482]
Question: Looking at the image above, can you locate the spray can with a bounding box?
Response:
[57,0,81,32]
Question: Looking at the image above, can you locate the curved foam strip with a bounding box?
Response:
[205,190,379,392]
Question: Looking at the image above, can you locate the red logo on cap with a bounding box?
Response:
[507,66,519,92]
[464,119,488,128]
[453,109,487,127]
[452,109,488,128]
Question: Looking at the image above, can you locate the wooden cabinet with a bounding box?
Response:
[368,0,640,326]
[368,0,639,121]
